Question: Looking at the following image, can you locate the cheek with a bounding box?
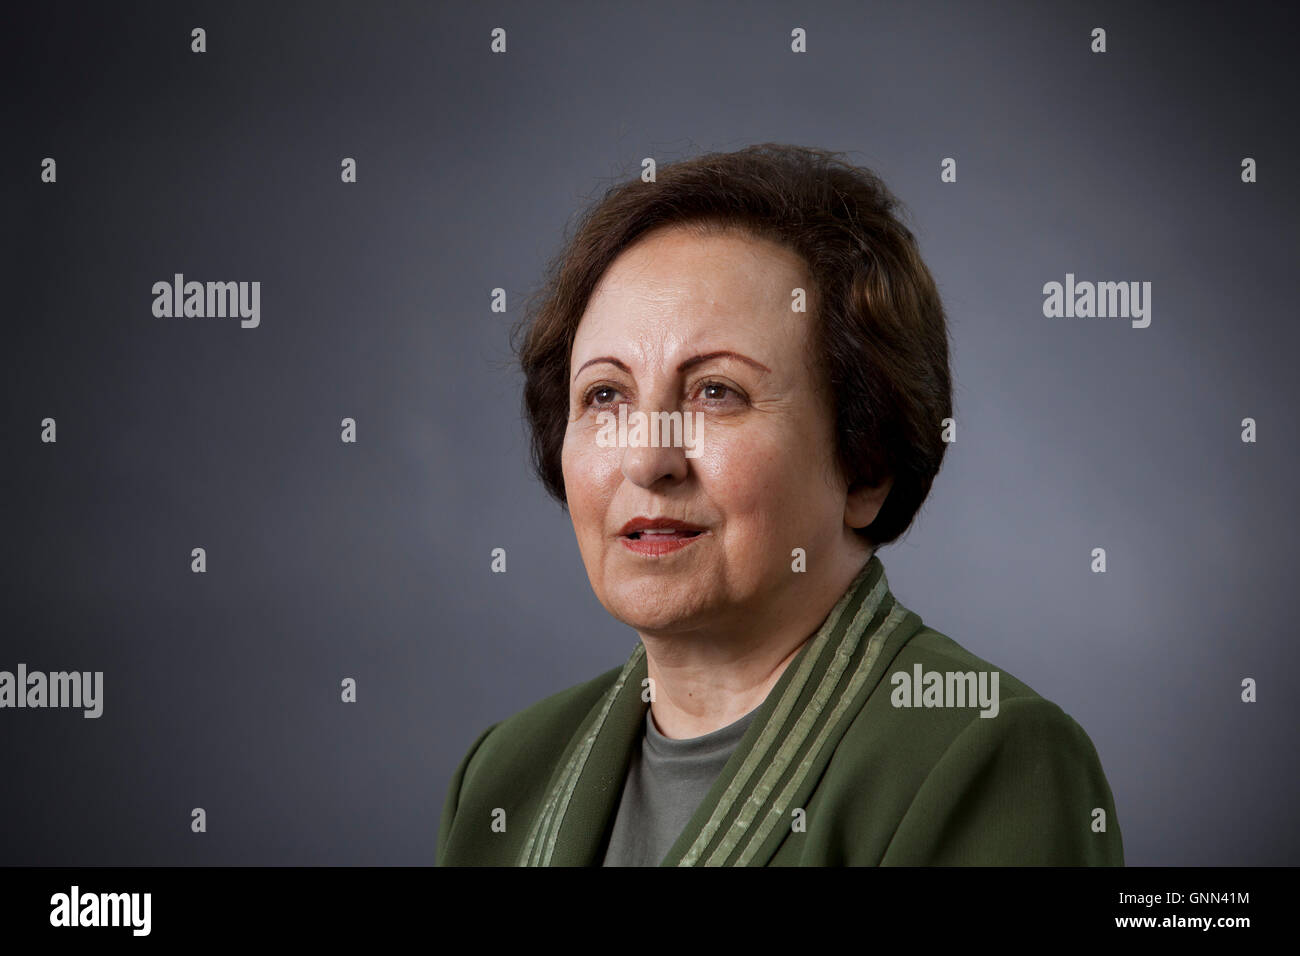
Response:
[694,427,795,522]
[561,426,621,527]
[695,419,838,533]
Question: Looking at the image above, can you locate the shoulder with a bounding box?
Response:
[847,623,1105,775]
[450,662,624,793]
[889,625,1040,698]
[830,624,1123,863]
[436,662,628,864]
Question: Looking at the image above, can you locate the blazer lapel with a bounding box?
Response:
[517,643,649,866]
[519,554,919,867]
[661,555,918,866]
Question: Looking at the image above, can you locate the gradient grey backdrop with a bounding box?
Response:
[4,0,1297,865]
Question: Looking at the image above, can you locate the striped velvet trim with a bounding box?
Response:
[677,558,889,866]
[729,599,910,864]
[517,642,646,866]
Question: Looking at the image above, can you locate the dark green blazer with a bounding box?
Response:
[437,555,1124,866]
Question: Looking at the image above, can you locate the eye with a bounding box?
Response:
[583,384,623,407]
[700,382,730,401]
[695,380,745,405]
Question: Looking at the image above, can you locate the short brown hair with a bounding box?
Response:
[512,143,953,549]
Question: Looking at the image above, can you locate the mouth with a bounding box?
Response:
[623,529,703,541]
[618,518,708,556]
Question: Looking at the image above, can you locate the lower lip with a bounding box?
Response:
[620,531,706,556]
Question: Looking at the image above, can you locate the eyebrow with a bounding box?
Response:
[573,350,772,380]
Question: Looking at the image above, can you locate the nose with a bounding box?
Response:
[620,421,689,489]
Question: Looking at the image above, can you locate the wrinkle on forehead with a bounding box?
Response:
[572,229,811,372]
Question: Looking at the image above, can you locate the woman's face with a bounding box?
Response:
[562,225,878,638]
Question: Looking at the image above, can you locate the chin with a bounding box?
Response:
[601,580,713,634]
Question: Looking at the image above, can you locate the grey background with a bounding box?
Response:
[3,0,1296,865]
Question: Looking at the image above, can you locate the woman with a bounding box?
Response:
[436,144,1123,866]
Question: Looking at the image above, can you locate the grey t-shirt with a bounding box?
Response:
[601,704,760,866]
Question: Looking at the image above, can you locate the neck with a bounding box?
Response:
[640,552,874,739]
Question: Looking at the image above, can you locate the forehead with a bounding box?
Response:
[573,226,810,354]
